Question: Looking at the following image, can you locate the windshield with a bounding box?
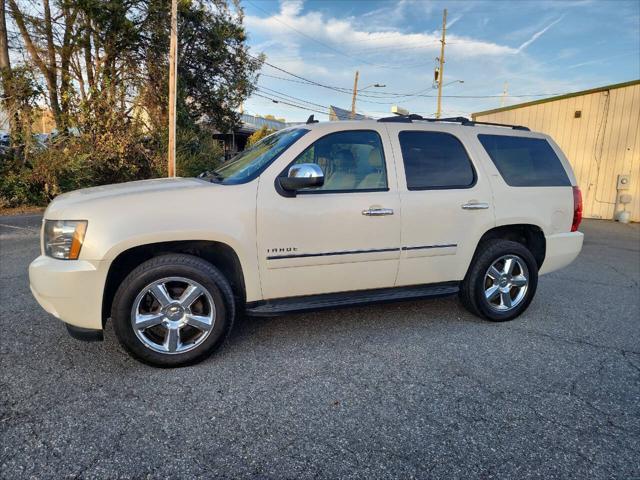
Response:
[205,128,309,184]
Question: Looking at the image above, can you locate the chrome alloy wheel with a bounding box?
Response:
[483,255,529,312]
[131,277,216,354]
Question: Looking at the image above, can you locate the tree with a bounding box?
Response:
[6,0,262,135]
[246,125,274,147]
[8,0,65,129]
[263,114,285,123]
[139,0,262,134]
[0,0,19,141]
[2,0,263,206]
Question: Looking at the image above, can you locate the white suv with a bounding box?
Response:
[29,115,584,367]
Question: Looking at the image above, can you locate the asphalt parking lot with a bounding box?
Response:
[1,215,638,479]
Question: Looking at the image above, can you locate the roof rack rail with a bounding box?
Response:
[376,113,425,123]
[471,120,530,131]
[377,114,530,131]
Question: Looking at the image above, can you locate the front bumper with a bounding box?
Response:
[539,231,584,275]
[29,255,108,332]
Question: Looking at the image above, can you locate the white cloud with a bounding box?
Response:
[279,0,303,17]
[243,0,612,122]
[245,1,517,62]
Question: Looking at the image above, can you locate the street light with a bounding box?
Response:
[434,79,464,89]
[351,73,386,118]
[359,83,387,91]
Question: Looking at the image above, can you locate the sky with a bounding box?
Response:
[241,0,640,122]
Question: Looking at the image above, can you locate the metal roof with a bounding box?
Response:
[472,79,640,119]
[240,113,287,131]
[329,105,372,121]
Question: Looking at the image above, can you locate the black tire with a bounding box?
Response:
[459,239,538,322]
[111,254,235,367]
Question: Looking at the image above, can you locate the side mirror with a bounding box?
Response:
[279,163,325,191]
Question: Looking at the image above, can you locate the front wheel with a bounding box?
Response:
[459,240,538,322]
[111,254,235,367]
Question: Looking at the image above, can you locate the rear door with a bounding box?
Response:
[386,124,496,286]
[256,126,401,300]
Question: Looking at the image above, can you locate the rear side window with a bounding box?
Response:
[399,131,475,190]
[478,134,570,187]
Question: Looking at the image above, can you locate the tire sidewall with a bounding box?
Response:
[472,241,539,322]
[112,258,231,367]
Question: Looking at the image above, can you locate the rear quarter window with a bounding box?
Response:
[478,134,570,187]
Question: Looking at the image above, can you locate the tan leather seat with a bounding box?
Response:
[358,149,385,189]
[323,150,357,190]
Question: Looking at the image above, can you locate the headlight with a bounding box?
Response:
[44,220,88,260]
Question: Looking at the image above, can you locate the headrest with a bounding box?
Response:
[334,149,354,164]
[368,149,382,167]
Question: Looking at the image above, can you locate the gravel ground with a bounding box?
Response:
[1,216,639,479]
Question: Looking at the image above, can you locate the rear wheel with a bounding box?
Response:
[459,239,538,322]
[111,254,235,367]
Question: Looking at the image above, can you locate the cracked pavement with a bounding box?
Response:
[1,216,638,479]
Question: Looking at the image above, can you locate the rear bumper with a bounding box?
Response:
[539,231,584,275]
[29,255,107,331]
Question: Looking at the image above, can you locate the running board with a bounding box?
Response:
[245,282,459,317]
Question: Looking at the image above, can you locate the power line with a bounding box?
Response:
[257,68,434,102]
[252,92,329,116]
[256,57,431,101]
[257,74,417,106]
[257,86,329,110]
[251,55,352,93]
[349,40,441,55]
[256,57,566,100]
[257,84,374,117]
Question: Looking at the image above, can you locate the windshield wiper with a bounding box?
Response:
[198,170,224,183]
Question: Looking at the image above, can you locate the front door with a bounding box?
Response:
[256,128,401,300]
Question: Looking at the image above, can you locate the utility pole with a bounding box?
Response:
[350,70,359,119]
[167,0,178,177]
[501,81,509,107]
[435,8,447,119]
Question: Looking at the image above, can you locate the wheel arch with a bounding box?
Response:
[472,224,546,270]
[102,240,246,326]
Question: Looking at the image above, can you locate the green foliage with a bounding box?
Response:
[0,119,226,207]
[0,126,161,207]
[1,0,262,208]
[176,131,224,178]
[247,125,275,147]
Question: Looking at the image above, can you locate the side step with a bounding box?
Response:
[245,282,459,317]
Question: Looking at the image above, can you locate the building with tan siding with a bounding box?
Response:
[472,80,640,222]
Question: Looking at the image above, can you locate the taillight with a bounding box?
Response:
[571,186,582,232]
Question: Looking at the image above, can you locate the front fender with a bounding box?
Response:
[74,182,260,302]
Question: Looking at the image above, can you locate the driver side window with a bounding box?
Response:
[291,130,388,192]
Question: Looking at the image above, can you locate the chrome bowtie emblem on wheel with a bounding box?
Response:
[131,277,216,354]
[165,304,184,320]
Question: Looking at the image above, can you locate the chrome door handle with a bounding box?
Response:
[461,202,490,210]
[362,208,394,216]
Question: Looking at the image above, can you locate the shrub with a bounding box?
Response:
[175,127,224,177]
[0,122,225,208]
[246,125,275,147]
